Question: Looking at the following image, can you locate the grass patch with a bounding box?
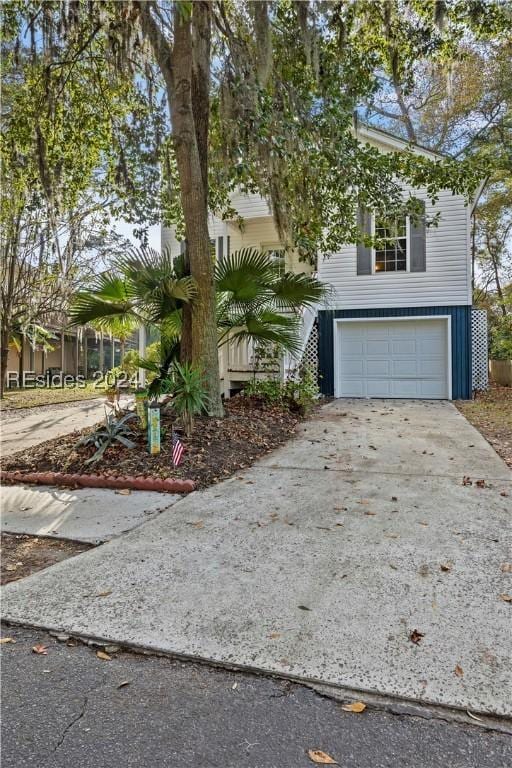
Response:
[0,382,107,410]
[456,385,512,469]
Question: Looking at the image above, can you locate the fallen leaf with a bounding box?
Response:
[500,490,509,497]
[499,593,512,602]
[96,590,112,597]
[96,650,112,661]
[341,701,366,713]
[268,632,282,639]
[32,644,48,655]
[117,680,130,688]
[232,682,238,690]
[466,710,483,722]
[307,749,337,764]
[440,562,452,572]
[409,630,424,645]
[454,664,464,677]
[462,476,472,486]
[418,521,428,526]
[0,637,15,644]
[475,479,487,488]
[5,565,17,572]
[391,496,398,501]
[298,605,311,611]
[115,488,131,495]
[501,563,512,573]
[364,511,377,516]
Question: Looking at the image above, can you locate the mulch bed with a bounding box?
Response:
[455,384,512,470]
[1,533,93,586]
[1,395,303,490]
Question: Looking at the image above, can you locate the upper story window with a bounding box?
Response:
[374,215,407,273]
[262,244,286,275]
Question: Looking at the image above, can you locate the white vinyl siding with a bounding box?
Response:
[319,189,471,308]
[230,191,272,219]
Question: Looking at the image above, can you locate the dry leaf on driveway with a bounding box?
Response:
[341,701,366,713]
[462,476,472,486]
[454,665,464,677]
[440,563,452,572]
[115,488,131,495]
[96,650,112,661]
[32,644,48,655]
[96,590,112,597]
[307,749,337,764]
[499,593,512,602]
[0,637,15,644]
[409,630,424,645]
[501,563,512,573]
[268,632,282,639]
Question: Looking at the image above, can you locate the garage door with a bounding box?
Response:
[335,318,449,399]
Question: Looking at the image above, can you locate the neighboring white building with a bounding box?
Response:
[163,125,485,400]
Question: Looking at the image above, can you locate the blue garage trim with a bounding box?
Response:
[318,306,472,400]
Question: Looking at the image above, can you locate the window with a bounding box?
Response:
[374,215,407,273]
[262,244,286,274]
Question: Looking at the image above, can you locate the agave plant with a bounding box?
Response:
[75,410,138,464]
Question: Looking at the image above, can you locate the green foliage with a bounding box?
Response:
[245,365,319,416]
[489,316,512,361]
[119,350,139,377]
[217,249,327,356]
[169,362,209,437]
[75,410,138,465]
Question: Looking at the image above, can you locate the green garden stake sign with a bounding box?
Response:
[147,401,161,455]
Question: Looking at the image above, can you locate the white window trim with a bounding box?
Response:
[332,315,452,400]
[261,242,286,271]
[371,214,410,275]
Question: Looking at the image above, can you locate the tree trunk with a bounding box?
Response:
[492,255,508,317]
[140,1,223,416]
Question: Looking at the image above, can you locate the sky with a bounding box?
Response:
[114,219,162,252]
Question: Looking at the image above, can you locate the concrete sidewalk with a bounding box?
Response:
[2,400,511,716]
[1,484,181,543]
[1,398,109,456]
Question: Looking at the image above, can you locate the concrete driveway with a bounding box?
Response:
[2,400,511,715]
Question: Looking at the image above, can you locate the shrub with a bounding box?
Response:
[169,362,209,436]
[489,315,512,360]
[244,365,319,415]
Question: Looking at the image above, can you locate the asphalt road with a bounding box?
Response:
[2,625,511,768]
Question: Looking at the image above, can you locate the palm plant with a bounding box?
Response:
[215,248,327,357]
[70,246,195,384]
[71,246,327,396]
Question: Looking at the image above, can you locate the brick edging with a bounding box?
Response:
[0,470,194,494]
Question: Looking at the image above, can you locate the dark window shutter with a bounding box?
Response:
[227,235,231,258]
[217,236,224,261]
[357,207,372,275]
[410,201,426,272]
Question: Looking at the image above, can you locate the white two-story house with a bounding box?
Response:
[163,124,486,401]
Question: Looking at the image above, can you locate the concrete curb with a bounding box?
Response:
[0,470,194,494]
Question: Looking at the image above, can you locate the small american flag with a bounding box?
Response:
[171,432,184,467]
